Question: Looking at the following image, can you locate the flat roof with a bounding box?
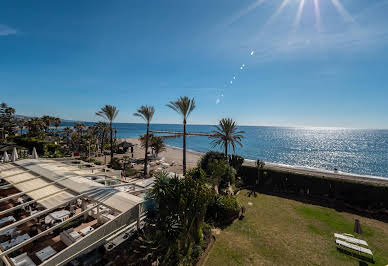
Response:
[1,159,143,213]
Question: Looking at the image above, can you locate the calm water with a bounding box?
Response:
[62,123,388,178]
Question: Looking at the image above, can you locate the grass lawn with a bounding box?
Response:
[206,190,388,266]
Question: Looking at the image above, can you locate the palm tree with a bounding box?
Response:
[150,135,166,158]
[54,117,61,135]
[209,118,245,157]
[96,105,119,162]
[16,119,25,136]
[134,105,155,176]
[41,115,54,133]
[166,96,196,175]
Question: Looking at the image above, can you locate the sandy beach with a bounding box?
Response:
[104,138,388,186]
[118,138,203,175]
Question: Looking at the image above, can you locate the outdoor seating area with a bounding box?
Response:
[0,159,149,265]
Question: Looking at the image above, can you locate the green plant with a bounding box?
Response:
[110,157,122,170]
[130,170,212,265]
[229,154,244,172]
[124,167,137,177]
[134,105,155,176]
[96,105,119,162]
[166,96,196,175]
[199,151,227,176]
[209,118,245,157]
[206,194,240,227]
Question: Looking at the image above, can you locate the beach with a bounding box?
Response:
[119,138,203,174]
[117,138,388,186]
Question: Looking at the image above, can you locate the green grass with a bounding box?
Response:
[206,191,388,266]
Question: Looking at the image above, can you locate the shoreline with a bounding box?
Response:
[119,138,388,186]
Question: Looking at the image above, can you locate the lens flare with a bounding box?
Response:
[293,0,305,32]
[266,0,290,26]
[331,0,355,23]
[314,0,322,32]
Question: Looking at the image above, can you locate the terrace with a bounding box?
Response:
[0,159,152,266]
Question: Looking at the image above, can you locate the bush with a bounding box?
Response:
[110,157,122,170]
[94,161,102,165]
[124,167,137,177]
[8,136,56,155]
[238,165,258,187]
[206,194,240,227]
[229,154,244,172]
[199,151,227,176]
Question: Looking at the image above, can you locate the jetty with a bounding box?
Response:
[150,130,215,138]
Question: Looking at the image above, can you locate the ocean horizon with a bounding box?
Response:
[61,122,388,179]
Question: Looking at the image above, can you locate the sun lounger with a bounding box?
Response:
[335,239,374,261]
[334,233,368,246]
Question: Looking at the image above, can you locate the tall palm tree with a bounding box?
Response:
[134,105,155,176]
[209,118,245,157]
[96,105,119,162]
[54,117,61,135]
[166,96,196,175]
[41,115,54,134]
[17,119,25,136]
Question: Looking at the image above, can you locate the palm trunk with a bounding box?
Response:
[110,122,113,162]
[225,140,228,157]
[183,119,187,176]
[144,123,149,176]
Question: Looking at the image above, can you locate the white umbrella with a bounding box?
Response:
[3,151,9,162]
[11,147,18,162]
[32,147,39,159]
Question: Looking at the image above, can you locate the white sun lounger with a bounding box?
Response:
[335,239,374,259]
[334,233,368,246]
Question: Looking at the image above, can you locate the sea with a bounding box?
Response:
[62,123,388,179]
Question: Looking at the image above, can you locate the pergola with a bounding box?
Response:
[0,159,148,266]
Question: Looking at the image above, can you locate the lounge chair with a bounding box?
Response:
[335,239,374,262]
[334,233,368,246]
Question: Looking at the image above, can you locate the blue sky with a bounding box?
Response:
[1,0,388,128]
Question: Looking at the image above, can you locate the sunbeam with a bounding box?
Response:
[227,0,266,26]
[266,0,290,26]
[331,0,355,23]
[314,0,322,32]
[293,0,305,32]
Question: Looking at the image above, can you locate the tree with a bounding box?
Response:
[54,117,61,135]
[94,122,109,153]
[134,105,155,176]
[130,170,211,265]
[150,135,166,158]
[16,119,25,137]
[73,122,86,137]
[41,115,55,133]
[0,103,16,138]
[139,134,166,158]
[63,126,73,150]
[209,118,245,157]
[25,118,45,137]
[166,96,196,175]
[96,105,119,162]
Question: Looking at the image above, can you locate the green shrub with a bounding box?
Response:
[229,154,244,172]
[94,161,101,165]
[199,151,227,175]
[206,194,240,227]
[110,157,122,170]
[124,167,137,177]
